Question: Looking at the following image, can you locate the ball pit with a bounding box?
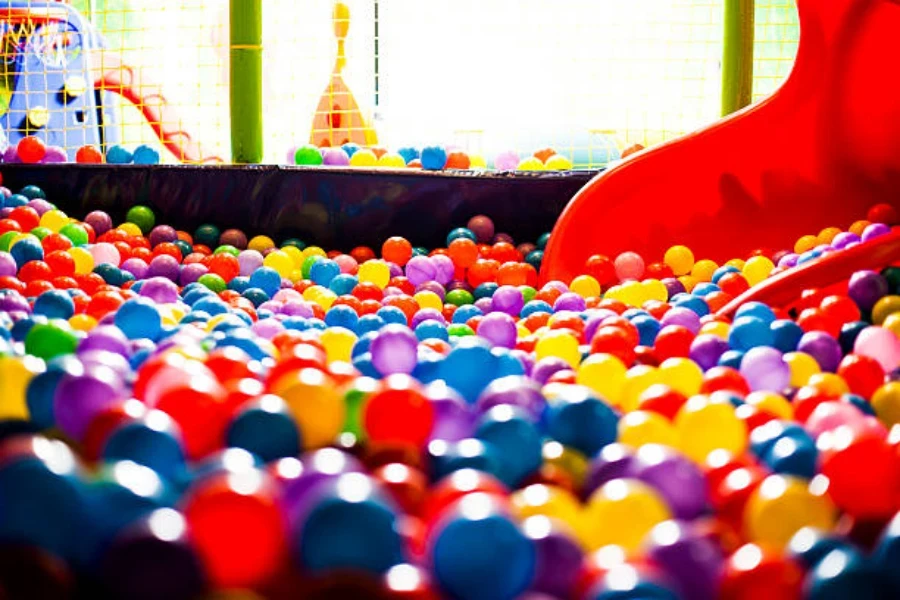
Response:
[0,182,899,600]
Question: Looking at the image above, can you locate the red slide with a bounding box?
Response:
[92,52,225,164]
[541,0,900,285]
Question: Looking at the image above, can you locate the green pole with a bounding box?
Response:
[230,0,263,163]
[721,0,755,117]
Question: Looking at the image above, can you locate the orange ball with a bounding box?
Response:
[382,237,413,266]
[208,253,240,281]
[488,242,522,264]
[534,147,556,163]
[351,246,376,263]
[445,151,471,170]
[17,136,46,163]
[448,238,479,269]
[76,145,104,163]
[467,258,500,288]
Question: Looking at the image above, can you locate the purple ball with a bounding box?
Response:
[510,349,535,376]
[258,301,282,314]
[474,297,493,313]
[139,277,180,304]
[848,270,889,312]
[120,258,149,280]
[148,225,178,248]
[280,448,365,526]
[689,334,730,371]
[797,331,843,373]
[467,215,495,244]
[42,146,67,163]
[554,293,586,312]
[831,232,860,250]
[862,222,890,242]
[416,281,446,300]
[370,324,419,375]
[662,278,686,298]
[476,376,544,418]
[53,364,125,440]
[79,325,130,357]
[238,250,264,276]
[477,312,517,349]
[645,521,723,600]
[282,301,314,318]
[322,148,350,166]
[583,443,638,499]
[0,251,17,277]
[660,306,701,334]
[531,357,572,385]
[3,146,20,163]
[0,290,30,313]
[492,285,524,316]
[431,254,455,285]
[633,445,708,520]
[778,253,799,268]
[146,255,180,282]
[584,309,620,342]
[405,255,436,285]
[739,346,790,392]
[426,382,476,442]
[83,211,113,236]
[251,318,284,340]
[77,349,131,379]
[180,263,208,286]
[411,308,446,328]
[528,525,583,598]
[27,199,53,216]
[0,187,10,197]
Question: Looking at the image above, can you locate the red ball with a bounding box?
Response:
[837,354,885,399]
[819,431,900,519]
[590,325,636,366]
[183,471,287,589]
[0,219,22,235]
[796,308,840,337]
[820,294,861,325]
[85,289,124,319]
[372,463,429,516]
[720,544,803,600]
[644,261,674,280]
[207,253,240,282]
[25,280,54,297]
[585,254,617,288]
[153,379,227,460]
[382,237,413,266]
[466,259,499,288]
[75,145,103,164]
[868,203,898,225]
[0,276,26,293]
[793,385,839,422]
[488,242,521,264]
[17,136,46,163]
[637,384,687,420]
[496,262,536,287]
[388,276,416,296]
[421,470,508,526]
[152,242,183,262]
[205,346,261,383]
[700,367,751,396]
[718,272,750,296]
[653,325,694,360]
[16,260,52,283]
[9,206,40,231]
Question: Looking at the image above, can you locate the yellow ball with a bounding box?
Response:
[691,260,718,283]
[744,474,836,550]
[511,484,582,534]
[349,149,378,167]
[570,275,601,299]
[314,290,337,311]
[658,358,703,398]
[620,365,661,413]
[413,291,442,311]
[664,245,695,277]
[469,154,488,169]
[849,220,871,236]
[884,313,900,338]
[117,223,142,237]
[544,155,574,171]
[68,314,97,331]
[725,258,745,270]
[535,330,581,369]
[277,368,346,448]
[794,235,818,254]
[872,295,900,325]
[699,321,730,340]
[542,441,589,489]
[583,479,672,551]
[618,410,678,448]
[263,250,294,278]
[784,352,821,388]
[678,275,698,293]
[807,373,849,396]
[376,152,406,168]
[358,260,391,289]
[288,269,304,283]
[872,382,900,427]
[9,233,36,250]
[817,227,841,245]
[516,324,530,339]
[617,280,645,307]
[642,279,669,303]
[577,353,627,406]
[0,355,46,420]
[248,235,275,253]
[745,391,793,420]
[743,256,775,287]
[303,246,327,260]
[320,327,357,363]
[302,285,325,302]
[517,157,545,171]
[68,247,94,275]
[676,394,748,463]
[39,209,69,233]
[282,246,304,268]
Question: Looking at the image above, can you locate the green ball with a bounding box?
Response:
[448,324,475,337]
[0,231,17,252]
[282,238,306,250]
[520,286,537,304]
[302,255,324,279]
[126,205,156,234]
[412,247,428,257]
[20,185,46,200]
[30,227,52,241]
[883,266,900,294]
[294,145,324,166]
[214,245,240,257]
[446,289,475,307]
[536,232,551,250]
[59,223,89,246]
[25,321,78,360]
[195,224,221,248]
[198,273,227,293]
[342,377,377,439]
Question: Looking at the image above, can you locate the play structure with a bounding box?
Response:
[0,0,223,163]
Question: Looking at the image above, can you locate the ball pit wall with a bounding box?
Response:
[0,165,592,250]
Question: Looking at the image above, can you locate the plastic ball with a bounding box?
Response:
[277,368,345,448]
[132,145,160,165]
[295,145,324,166]
[227,395,302,462]
[744,474,836,549]
[676,394,748,463]
[583,478,671,551]
[106,145,134,164]
[420,146,448,170]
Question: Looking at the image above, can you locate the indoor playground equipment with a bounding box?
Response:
[542,0,900,284]
[0,0,223,163]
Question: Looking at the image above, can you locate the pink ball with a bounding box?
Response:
[89,242,121,267]
[334,254,359,274]
[614,251,645,281]
[322,148,350,166]
[494,151,520,171]
[854,326,900,373]
[805,401,866,438]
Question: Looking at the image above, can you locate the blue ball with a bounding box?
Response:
[376,305,407,326]
[227,276,252,293]
[421,145,448,170]
[671,293,709,317]
[771,319,804,352]
[432,499,535,600]
[728,316,774,351]
[718,349,744,369]
[872,512,900,594]
[248,266,281,296]
[241,287,269,307]
[761,433,817,478]
[26,356,82,430]
[841,393,876,416]
[805,547,885,599]
[397,147,420,163]
[217,328,271,360]
[102,413,187,481]
[226,396,301,462]
[446,227,476,245]
[4,193,29,208]
[521,300,553,317]
[10,237,43,267]
[525,250,544,271]
[429,438,503,482]
[11,315,47,342]
[324,304,359,331]
[352,352,380,378]
[329,273,358,295]
[106,145,134,164]
[632,314,661,346]
[545,386,618,456]
[452,304,483,324]
[692,282,720,297]
[356,314,386,335]
[341,143,360,158]
[711,265,740,284]
[132,144,160,165]
[474,282,499,300]
[839,321,868,354]
[415,320,449,342]
[352,331,378,358]
[114,297,162,341]
[475,405,542,487]
[735,301,777,324]
[296,475,404,574]
[33,290,75,320]
[94,263,126,286]
[310,259,341,287]
[19,185,46,200]
[788,528,854,569]
[438,337,497,403]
